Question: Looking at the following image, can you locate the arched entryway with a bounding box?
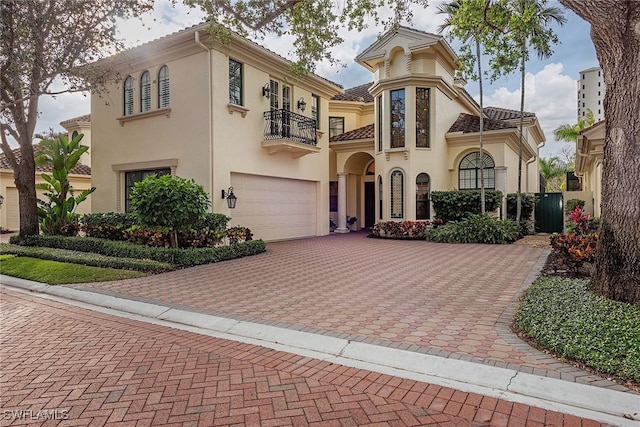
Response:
[341,152,375,230]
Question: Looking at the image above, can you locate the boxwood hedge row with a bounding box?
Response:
[12,235,266,268]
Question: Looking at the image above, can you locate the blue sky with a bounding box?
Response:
[32,1,598,159]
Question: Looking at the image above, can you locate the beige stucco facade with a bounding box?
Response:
[328,28,544,229]
[574,121,604,217]
[90,25,544,240]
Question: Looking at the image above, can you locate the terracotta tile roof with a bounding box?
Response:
[60,114,91,127]
[0,146,91,175]
[448,113,516,133]
[483,106,535,121]
[330,124,374,142]
[332,83,374,102]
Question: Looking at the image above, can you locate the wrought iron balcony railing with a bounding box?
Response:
[263,109,317,146]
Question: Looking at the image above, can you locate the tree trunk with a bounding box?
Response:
[15,142,40,238]
[516,53,525,223]
[560,0,640,304]
[477,39,486,214]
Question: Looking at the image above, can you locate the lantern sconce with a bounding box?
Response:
[297,97,306,112]
[222,187,237,209]
[262,83,271,98]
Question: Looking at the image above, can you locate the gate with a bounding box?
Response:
[535,192,563,233]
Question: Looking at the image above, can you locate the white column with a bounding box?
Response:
[495,166,508,218]
[335,172,350,233]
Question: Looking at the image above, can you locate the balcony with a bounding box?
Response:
[262,109,320,158]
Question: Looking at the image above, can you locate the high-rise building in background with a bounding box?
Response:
[577,67,605,122]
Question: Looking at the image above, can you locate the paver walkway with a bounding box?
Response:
[66,232,629,391]
[0,288,610,426]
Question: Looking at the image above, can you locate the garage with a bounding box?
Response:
[4,188,19,231]
[229,173,317,241]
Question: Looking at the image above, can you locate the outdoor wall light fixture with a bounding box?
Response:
[297,97,307,112]
[222,187,237,209]
[262,83,271,98]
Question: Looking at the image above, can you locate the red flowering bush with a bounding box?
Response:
[566,206,599,235]
[370,221,430,239]
[550,232,598,275]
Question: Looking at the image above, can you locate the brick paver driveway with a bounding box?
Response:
[0,289,609,426]
[66,232,627,389]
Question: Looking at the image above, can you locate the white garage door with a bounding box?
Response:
[230,173,317,241]
[5,188,19,231]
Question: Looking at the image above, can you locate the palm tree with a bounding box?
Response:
[437,0,506,214]
[506,0,566,221]
[554,109,596,142]
[539,156,568,192]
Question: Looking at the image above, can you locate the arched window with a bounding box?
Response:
[416,173,430,220]
[366,161,375,175]
[71,131,79,140]
[378,175,383,220]
[390,170,404,219]
[140,70,151,112]
[123,76,133,116]
[458,152,495,190]
[158,66,170,108]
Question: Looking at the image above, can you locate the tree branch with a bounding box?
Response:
[0,124,19,169]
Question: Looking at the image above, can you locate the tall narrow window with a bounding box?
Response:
[458,152,495,190]
[123,76,133,116]
[416,88,430,148]
[229,59,243,105]
[71,131,79,140]
[390,89,405,148]
[269,80,279,135]
[311,94,320,128]
[329,117,344,137]
[158,65,170,108]
[378,175,383,220]
[390,170,404,219]
[416,173,430,220]
[140,71,151,112]
[282,85,291,137]
[329,181,338,212]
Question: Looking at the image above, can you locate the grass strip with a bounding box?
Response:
[0,256,145,284]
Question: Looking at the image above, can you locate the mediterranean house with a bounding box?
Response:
[0,114,92,232]
[90,24,545,241]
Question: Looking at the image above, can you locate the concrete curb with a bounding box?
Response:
[1,275,638,426]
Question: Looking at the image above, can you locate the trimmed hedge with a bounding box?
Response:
[431,190,503,223]
[81,212,231,248]
[0,243,170,272]
[370,221,430,239]
[426,214,520,244]
[12,235,266,268]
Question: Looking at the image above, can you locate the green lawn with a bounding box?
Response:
[0,255,145,284]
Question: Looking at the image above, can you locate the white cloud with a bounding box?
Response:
[481,63,578,158]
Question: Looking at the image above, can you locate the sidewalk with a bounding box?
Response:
[1,286,629,426]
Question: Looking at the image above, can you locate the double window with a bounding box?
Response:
[125,168,171,212]
[458,152,495,190]
[229,59,243,105]
[329,117,344,138]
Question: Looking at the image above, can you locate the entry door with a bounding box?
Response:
[364,181,375,228]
